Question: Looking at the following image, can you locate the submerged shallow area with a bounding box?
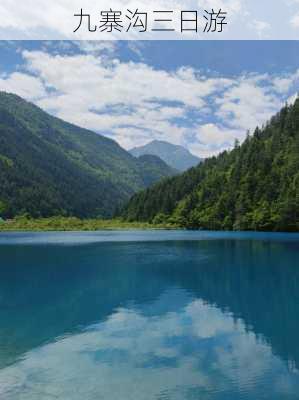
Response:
[0,231,299,399]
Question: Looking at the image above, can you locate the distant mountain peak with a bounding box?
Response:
[130,140,202,172]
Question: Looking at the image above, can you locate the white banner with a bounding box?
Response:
[0,0,299,40]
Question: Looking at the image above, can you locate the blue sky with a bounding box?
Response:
[0,40,299,157]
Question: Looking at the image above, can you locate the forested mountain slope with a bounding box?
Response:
[0,92,175,218]
[122,99,299,232]
[136,154,177,186]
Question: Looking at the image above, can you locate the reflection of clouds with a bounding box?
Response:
[186,300,237,338]
[1,299,299,400]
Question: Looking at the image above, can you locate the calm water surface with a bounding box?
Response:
[0,230,299,400]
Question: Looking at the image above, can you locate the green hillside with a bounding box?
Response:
[0,92,175,218]
[122,99,299,232]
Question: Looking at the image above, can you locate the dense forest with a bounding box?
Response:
[0,92,175,219]
[122,99,299,232]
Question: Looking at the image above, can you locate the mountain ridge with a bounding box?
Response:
[130,140,202,172]
[0,91,175,218]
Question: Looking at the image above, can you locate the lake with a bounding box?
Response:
[0,230,299,400]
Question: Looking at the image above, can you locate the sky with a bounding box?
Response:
[0,40,299,157]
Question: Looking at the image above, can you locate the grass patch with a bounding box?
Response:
[0,216,178,232]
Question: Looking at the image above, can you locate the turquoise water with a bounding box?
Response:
[0,231,299,400]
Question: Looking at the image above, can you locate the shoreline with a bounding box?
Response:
[0,217,298,234]
[0,217,178,232]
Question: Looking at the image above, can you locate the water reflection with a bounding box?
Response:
[0,235,299,399]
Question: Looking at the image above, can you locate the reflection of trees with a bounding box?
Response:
[0,239,298,370]
[162,240,299,371]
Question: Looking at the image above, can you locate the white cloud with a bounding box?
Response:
[198,0,243,14]
[216,78,282,131]
[0,47,299,158]
[76,41,118,55]
[18,50,234,154]
[291,13,299,27]
[0,72,45,100]
[250,19,271,38]
[273,77,294,93]
[288,0,299,28]
[287,92,299,104]
[192,123,241,157]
